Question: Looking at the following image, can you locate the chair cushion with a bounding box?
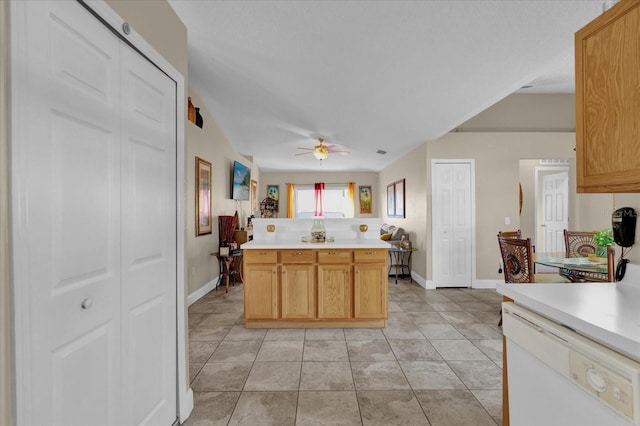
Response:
[380,232,393,241]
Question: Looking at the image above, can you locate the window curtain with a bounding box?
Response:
[314,182,325,216]
[286,183,295,218]
[346,182,355,218]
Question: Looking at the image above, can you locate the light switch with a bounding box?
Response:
[505,217,511,225]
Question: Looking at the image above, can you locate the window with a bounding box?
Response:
[294,184,353,218]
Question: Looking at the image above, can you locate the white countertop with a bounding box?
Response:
[497,281,640,362]
[241,239,391,250]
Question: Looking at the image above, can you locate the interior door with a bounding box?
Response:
[432,161,474,287]
[540,170,569,253]
[120,45,177,424]
[11,2,176,424]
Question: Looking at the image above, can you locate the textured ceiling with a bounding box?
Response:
[168,0,604,172]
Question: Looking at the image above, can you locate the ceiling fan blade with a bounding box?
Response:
[333,150,350,155]
[297,147,313,151]
[295,152,312,156]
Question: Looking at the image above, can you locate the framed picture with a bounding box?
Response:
[231,160,250,200]
[386,183,395,217]
[251,179,258,212]
[195,156,212,236]
[359,185,372,214]
[266,184,279,212]
[394,179,405,218]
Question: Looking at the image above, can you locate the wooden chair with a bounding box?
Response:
[562,230,615,282]
[498,230,522,238]
[497,236,569,325]
[563,230,597,257]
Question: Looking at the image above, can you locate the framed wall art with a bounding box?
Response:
[266,184,279,212]
[195,156,212,236]
[386,183,395,217]
[231,160,250,200]
[359,185,372,214]
[251,179,258,212]
[394,179,405,218]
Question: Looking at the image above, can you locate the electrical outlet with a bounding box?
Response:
[505,217,510,225]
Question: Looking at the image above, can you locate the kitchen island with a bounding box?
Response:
[240,218,390,328]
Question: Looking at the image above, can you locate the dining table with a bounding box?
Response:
[535,252,611,282]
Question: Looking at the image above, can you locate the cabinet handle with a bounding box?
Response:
[364,251,376,255]
[257,252,268,256]
[329,251,341,255]
[293,252,303,256]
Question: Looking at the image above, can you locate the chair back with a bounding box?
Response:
[498,230,522,238]
[218,215,238,245]
[497,236,535,283]
[564,230,597,257]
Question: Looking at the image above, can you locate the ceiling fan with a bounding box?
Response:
[296,138,350,160]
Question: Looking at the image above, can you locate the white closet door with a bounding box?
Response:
[432,161,473,287]
[11,2,177,425]
[14,2,123,424]
[120,46,177,425]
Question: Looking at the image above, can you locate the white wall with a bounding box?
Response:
[185,92,258,296]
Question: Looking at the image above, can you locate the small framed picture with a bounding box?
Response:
[251,179,258,212]
[394,179,405,218]
[359,185,372,214]
[266,184,279,212]
[195,157,212,236]
[386,183,395,217]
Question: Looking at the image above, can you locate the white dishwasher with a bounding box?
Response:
[502,302,640,426]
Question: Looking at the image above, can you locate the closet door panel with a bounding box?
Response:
[13,2,122,425]
[120,45,177,425]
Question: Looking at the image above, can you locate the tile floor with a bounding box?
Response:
[185,279,503,426]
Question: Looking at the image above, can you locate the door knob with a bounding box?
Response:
[81,298,93,310]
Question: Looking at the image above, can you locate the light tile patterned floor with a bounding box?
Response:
[185,279,503,426]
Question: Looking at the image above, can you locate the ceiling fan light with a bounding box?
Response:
[313,150,328,160]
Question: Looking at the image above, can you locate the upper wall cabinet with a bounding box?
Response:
[576,0,640,193]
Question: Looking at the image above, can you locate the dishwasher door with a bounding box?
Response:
[503,302,640,426]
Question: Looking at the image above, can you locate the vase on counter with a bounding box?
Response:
[310,218,326,242]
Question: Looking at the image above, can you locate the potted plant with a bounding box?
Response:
[593,228,614,258]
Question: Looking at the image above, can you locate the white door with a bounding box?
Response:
[540,170,569,253]
[120,41,177,425]
[432,161,474,287]
[11,2,176,424]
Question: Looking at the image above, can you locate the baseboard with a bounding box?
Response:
[187,277,219,306]
[410,272,434,289]
[472,279,500,289]
[179,387,193,423]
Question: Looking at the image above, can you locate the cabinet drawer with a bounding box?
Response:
[281,249,314,263]
[318,250,352,264]
[244,249,277,264]
[354,249,387,263]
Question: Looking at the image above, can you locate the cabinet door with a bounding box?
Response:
[281,264,315,319]
[576,1,640,192]
[354,264,388,319]
[244,264,278,319]
[317,265,352,319]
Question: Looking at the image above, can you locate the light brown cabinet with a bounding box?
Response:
[575,0,640,193]
[242,247,387,328]
[243,263,278,320]
[317,264,352,319]
[281,250,315,319]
